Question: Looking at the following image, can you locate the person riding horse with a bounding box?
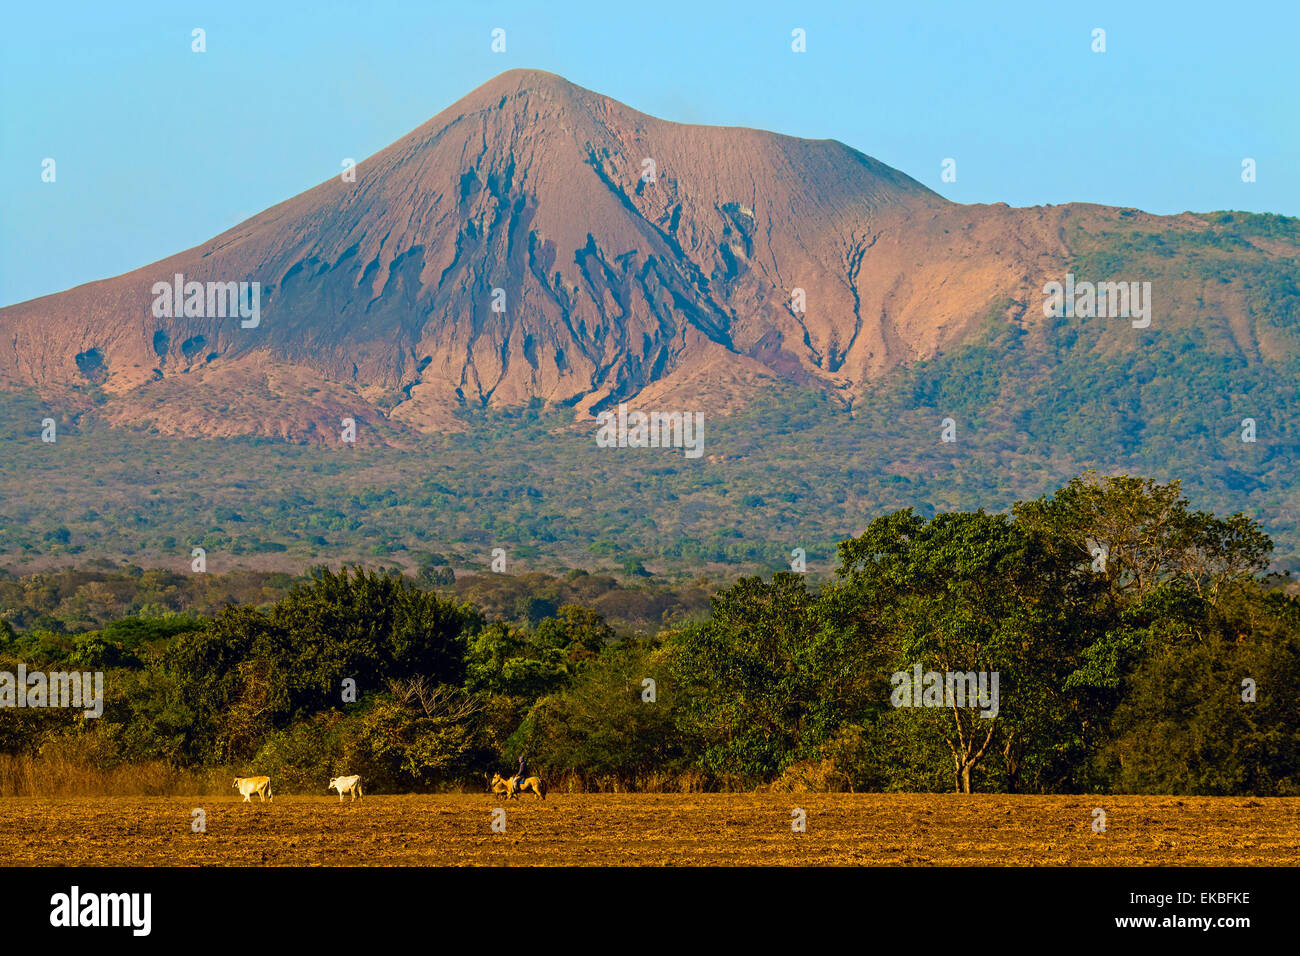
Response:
[491,753,546,800]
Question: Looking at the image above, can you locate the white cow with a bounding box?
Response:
[233,776,273,802]
[329,775,363,802]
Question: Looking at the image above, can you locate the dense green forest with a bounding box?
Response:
[3,473,1296,796]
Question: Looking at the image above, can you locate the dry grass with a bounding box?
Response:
[4,793,1298,866]
[0,753,229,798]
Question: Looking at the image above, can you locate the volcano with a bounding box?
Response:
[1,69,1292,443]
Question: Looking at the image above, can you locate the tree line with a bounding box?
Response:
[2,472,1297,795]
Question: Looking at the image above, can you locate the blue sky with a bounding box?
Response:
[2,0,1296,306]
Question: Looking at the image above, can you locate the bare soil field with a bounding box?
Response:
[4,793,1298,866]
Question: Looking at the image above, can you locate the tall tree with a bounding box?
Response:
[837,510,1088,792]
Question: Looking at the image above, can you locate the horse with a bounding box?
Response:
[490,772,547,800]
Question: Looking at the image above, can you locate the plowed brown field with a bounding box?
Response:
[4,794,1298,866]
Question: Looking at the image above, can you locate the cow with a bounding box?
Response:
[233,776,273,802]
[328,775,363,802]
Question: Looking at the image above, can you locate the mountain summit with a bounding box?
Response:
[0,70,1289,441]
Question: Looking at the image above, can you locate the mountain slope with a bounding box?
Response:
[1,70,1297,449]
[0,70,1068,439]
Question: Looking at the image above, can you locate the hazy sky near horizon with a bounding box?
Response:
[2,0,1297,306]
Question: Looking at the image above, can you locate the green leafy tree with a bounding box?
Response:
[669,573,836,782]
[165,567,477,761]
[513,640,684,787]
[836,510,1089,793]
